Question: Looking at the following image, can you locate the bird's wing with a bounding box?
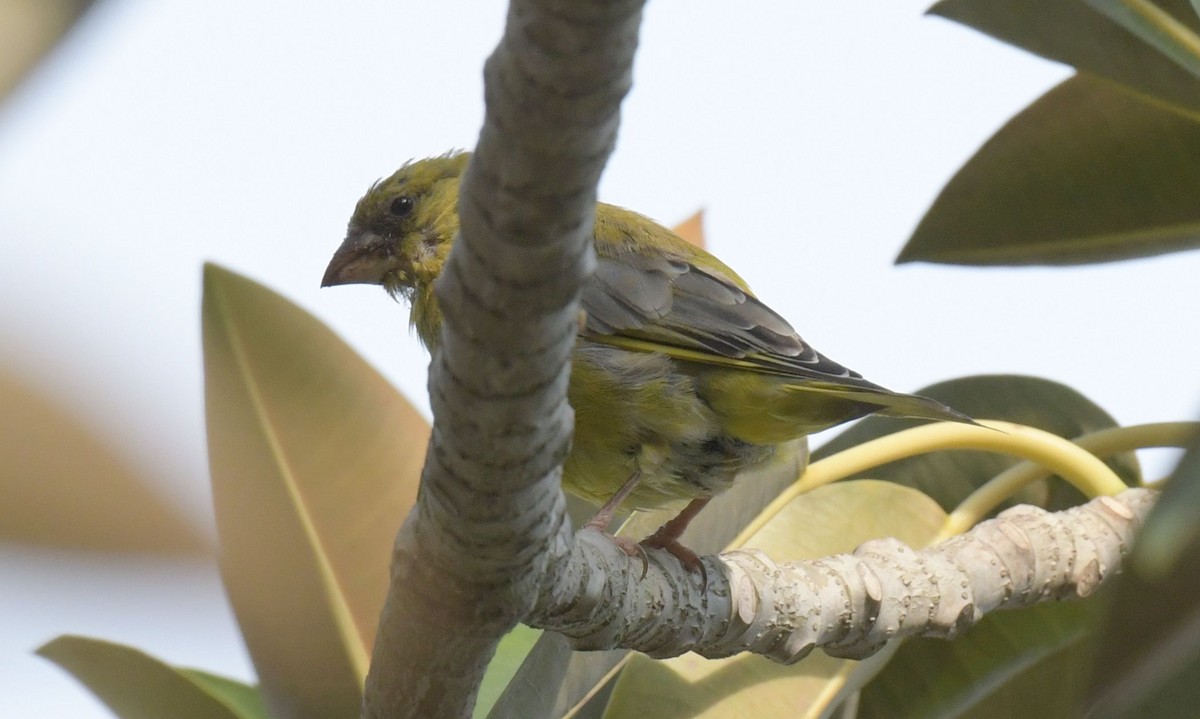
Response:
[580,250,882,389]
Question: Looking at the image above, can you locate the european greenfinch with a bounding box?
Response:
[323,152,967,568]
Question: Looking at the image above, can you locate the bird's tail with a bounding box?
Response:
[797,381,977,426]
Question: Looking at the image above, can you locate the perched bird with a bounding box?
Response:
[323,152,967,571]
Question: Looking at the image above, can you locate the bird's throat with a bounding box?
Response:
[410,285,444,351]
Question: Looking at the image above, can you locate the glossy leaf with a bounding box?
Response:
[183,670,271,719]
[602,481,947,719]
[929,0,1200,114]
[488,441,808,719]
[813,375,1140,514]
[475,625,544,719]
[1083,0,1200,80]
[1086,436,1200,718]
[1126,432,1200,577]
[900,74,1200,265]
[202,264,430,718]
[37,635,267,719]
[859,598,1103,719]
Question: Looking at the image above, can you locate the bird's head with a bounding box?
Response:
[322,151,470,303]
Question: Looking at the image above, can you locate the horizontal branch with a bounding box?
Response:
[530,488,1156,661]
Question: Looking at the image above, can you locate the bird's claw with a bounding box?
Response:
[609,534,650,579]
[607,533,706,587]
[642,533,708,590]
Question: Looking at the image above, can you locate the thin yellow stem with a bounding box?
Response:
[938,422,1200,540]
[1122,0,1200,65]
[728,420,1128,551]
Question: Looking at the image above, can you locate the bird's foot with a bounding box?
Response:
[586,483,713,586]
[642,531,708,589]
[639,496,713,588]
[607,533,650,579]
[599,531,704,584]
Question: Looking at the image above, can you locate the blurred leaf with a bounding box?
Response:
[1097,657,1200,719]
[0,0,97,104]
[183,670,270,719]
[603,481,947,719]
[1128,433,1200,577]
[0,368,209,554]
[475,625,544,719]
[929,0,1200,114]
[859,598,1103,719]
[489,441,808,719]
[899,74,1200,265]
[37,635,267,719]
[488,632,622,719]
[672,210,706,249]
[814,375,1139,514]
[202,263,430,718]
[1082,0,1200,80]
[1086,436,1200,718]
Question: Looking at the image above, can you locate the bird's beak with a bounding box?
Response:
[322,231,389,287]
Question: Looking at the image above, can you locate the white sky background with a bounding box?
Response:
[2,1,1198,716]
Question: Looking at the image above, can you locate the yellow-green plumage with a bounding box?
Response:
[323,151,967,512]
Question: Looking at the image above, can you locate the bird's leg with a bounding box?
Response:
[584,468,642,533]
[583,469,651,576]
[582,473,713,584]
[642,496,712,586]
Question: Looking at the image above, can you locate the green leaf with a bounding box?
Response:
[202,264,431,718]
[1082,0,1200,80]
[602,481,947,719]
[929,0,1200,114]
[859,598,1103,719]
[37,635,266,719]
[488,441,809,719]
[1127,433,1200,577]
[475,625,544,719]
[813,375,1140,514]
[488,633,625,719]
[1085,436,1200,718]
[182,671,270,719]
[899,74,1200,265]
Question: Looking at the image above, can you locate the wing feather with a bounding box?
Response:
[580,250,883,389]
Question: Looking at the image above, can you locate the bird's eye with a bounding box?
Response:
[389,196,415,217]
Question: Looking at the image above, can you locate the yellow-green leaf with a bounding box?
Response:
[202,264,429,718]
[474,625,544,719]
[37,635,266,719]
